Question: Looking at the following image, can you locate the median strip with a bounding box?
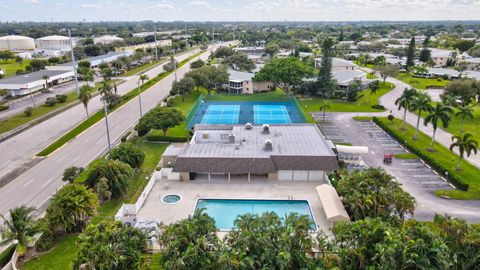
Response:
[36,50,204,157]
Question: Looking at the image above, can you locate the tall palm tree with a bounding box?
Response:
[42,75,50,90]
[0,206,38,248]
[395,88,418,130]
[410,92,433,140]
[99,81,112,98]
[424,103,453,147]
[450,133,478,171]
[139,74,149,86]
[78,85,92,117]
[319,100,331,124]
[455,106,474,134]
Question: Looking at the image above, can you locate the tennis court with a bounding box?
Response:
[254,104,292,124]
[200,105,240,124]
[188,101,305,129]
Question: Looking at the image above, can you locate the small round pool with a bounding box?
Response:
[161,194,182,205]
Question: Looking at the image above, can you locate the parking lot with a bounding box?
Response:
[320,113,480,222]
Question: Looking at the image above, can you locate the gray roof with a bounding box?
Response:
[315,57,356,68]
[60,52,132,67]
[228,70,255,82]
[173,124,339,174]
[0,69,70,85]
[333,70,366,85]
[428,68,460,77]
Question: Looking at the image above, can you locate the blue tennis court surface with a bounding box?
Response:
[200,105,240,124]
[187,101,305,129]
[254,105,292,124]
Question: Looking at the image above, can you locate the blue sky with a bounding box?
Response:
[1,0,480,22]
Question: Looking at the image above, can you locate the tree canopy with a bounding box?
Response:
[109,142,145,169]
[136,106,184,136]
[253,57,311,94]
[86,159,135,199]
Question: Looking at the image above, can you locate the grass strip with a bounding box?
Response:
[36,51,204,157]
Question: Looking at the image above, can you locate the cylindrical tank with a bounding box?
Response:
[0,35,35,51]
[35,35,72,50]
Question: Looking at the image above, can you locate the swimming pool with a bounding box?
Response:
[195,199,316,230]
[187,101,305,129]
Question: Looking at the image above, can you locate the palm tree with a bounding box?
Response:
[410,92,433,140]
[0,206,38,248]
[455,106,474,134]
[99,81,112,98]
[139,74,149,85]
[424,103,453,148]
[395,88,418,130]
[450,133,478,171]
[42,75,50,90]
[319,100,331,124]
[78,85,92,117]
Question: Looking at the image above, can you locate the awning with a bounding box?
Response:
[316,184,350,222]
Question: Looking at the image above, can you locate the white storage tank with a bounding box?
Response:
[0,35,35,51]
[35,35,72,50]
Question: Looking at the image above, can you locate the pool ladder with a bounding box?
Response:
[288,195,294,200]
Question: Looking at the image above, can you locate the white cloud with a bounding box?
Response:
[189,1,211,7]
[20,0,40,3]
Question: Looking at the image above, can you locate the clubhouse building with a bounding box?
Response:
[162,124,339,182]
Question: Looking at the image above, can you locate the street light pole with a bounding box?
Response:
[68,29,80,95]
[103,99,112,152]
[173,49,177,82]
[153,24,158,61]
[137,80,143,118]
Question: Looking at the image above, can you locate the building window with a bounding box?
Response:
[202,133,210,139]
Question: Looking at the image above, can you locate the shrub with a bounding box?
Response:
[45,97,57,107]
[0,244,16,268]
[0,104,9,111]
[388,114,395,122]
[62,166,84,183]
[35,230,58,252]
[121,131,131,142]
[24,107,33,116]
[86,159,135,199]
[55,94,68,103]
[109,142,145,169]
[373,117,469,191]
[371,104,386,110]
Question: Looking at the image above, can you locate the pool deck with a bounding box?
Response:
[136,178,332,234]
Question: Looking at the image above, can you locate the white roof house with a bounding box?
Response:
[0,69,74,96]
[314,57,357,71]
[93,35,124,45]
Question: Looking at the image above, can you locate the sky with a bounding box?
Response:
[1,0,480,22]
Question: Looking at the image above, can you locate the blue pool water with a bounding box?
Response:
[187,101,305,129]
[195,199,316,230]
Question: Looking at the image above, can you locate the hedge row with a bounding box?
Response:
[146,134,188,142]
[0,244,16,268]
[373,117,469,191]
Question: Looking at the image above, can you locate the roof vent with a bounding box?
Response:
[229,133,235,143]
[245,123,253,130]
[264,139,273,151]
[262,124,270,134]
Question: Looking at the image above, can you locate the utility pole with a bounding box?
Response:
[103,99,112,152]
[173,52,177,82]
[68,29,80,95]
[137,80,143,118]
[153,24,158,61]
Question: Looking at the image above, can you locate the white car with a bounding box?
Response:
[0,68,4,76]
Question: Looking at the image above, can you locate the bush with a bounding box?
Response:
[0,104,9,111]
[86,159,135,199]
[55,94,68,103]
[371,104,386,110]
[373,117,469,191]
[24,107,33,116]
[62,166,84,183]
[35,230,58,252]
[121,131,132,142]
[109,142,145,169]
[146,134,188,142]
[45,97,57,107]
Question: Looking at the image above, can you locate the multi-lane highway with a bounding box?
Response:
[0,49,199,184]
[0,43,229,216]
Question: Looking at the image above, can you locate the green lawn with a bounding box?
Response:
[0,90,79,134]
[298,82,394,118]
[22,139,168,270]
[20,235,79,270]
[394,153,419,159]
[395,73,449,90]
[375,117,480,200]
[0,59,32,78]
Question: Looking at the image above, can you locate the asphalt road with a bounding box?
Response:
[0,43,229,216]
[0,49,199,183]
